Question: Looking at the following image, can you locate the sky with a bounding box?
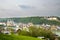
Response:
[0,0,60,17]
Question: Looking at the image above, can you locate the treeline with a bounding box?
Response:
[0,16,60,25]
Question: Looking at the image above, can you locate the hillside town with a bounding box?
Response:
[0,18,60,35]
[0,17,60,40]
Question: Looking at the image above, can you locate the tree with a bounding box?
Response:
[16,29,21,35]
[28,26,55,40]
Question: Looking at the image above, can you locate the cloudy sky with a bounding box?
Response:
[0,0,60,17]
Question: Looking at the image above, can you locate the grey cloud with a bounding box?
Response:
[0,0,60,17]
[19,5,35,10]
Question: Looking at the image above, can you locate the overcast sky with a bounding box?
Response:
[0,0,60,17]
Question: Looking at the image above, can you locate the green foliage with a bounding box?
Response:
[28,26,55,40]
[19,30,30,36]
[12,26,57,40]
[58,37,60,40]
[16,29,21,35]
[0,34,41,40]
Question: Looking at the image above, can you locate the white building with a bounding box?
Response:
[7,20,15,26]
[47,17,58,20]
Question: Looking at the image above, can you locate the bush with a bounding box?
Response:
[28,26,55,40]
[16,26,56,40]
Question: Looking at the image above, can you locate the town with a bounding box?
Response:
[0,17,60,34]
[0,17,60,40]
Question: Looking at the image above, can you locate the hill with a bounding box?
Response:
[0,16,60,25]
[0,34,42,40]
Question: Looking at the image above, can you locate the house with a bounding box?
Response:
[57,26,60,30]
[47,17,58,20]
[28,23,34,27]
[50,25,57,31]
[0,22,6,26]
[1,28,11,35]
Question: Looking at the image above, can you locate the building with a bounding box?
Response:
[7,20,15,27]
[46,16,58,20]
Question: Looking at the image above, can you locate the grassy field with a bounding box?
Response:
[0,34,42,40]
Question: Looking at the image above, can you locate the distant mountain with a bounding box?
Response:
[0,16,60,26]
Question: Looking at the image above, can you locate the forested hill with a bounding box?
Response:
[0,16,60,25]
